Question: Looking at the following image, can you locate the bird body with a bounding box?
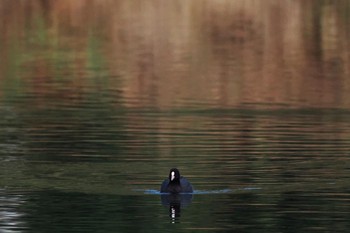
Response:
[160,168,193,193]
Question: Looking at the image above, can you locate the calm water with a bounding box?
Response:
[1,1,350,232]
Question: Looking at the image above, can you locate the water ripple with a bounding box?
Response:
[141,188,261,195]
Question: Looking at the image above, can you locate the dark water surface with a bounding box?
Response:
[1,1,350,232]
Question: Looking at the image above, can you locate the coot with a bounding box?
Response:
[160,168,193,193]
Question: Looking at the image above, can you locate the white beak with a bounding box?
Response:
[171,171,175,181]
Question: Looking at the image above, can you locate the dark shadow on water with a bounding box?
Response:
[160,194,193,223]
[143,188,243,223]
[142,190,195,223]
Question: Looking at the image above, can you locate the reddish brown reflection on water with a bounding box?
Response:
[1,0,350,109]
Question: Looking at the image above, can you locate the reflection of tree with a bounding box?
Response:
[1,1,350,109]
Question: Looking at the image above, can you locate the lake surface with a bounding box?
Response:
[1,1,350,232]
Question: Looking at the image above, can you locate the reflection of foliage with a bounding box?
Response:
[28,16,48,46]
[87,30,105,74]
[2,13,49,99]
[1,1,350,108]
[0,2,112,108]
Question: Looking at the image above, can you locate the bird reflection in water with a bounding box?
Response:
[161,193,193,223]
